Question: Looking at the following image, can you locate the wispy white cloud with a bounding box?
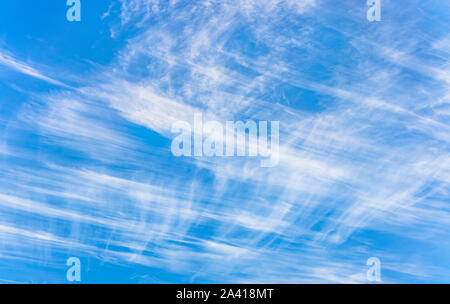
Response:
[0,0,449,283]
[0,50,70,87]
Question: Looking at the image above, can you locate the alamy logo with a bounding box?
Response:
[171,113,279,167]
[366,257,381,282]
[66,0,81,22]
[66,257,81,282]
[366,0,381,22]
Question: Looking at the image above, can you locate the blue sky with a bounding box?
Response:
[0,0,449,283]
